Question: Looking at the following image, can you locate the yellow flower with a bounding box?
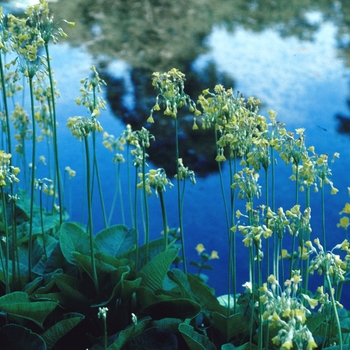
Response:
[340,203,350,214]
[281,339,293,350]
[306,338,318,350]
[210,250,219,259]
[338,216,350,230]
[281,249,289,259]
[195,243,205,254]
[302,294,318,309]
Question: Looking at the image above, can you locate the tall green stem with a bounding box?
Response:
[256,242,263,350]
[0,54,11,155]
[133,168,139,268]
[84,136,99,294]
[127,143,134,227]
[321,179,326,251]
[44,44,63,225]
[159,191,168,251]
[39,185,47,261]
[108,162,124,225]
[175,118,187,273]
[142,147,150,263]
[326,273,343,350]
[1,188,9,294]
[28,76,36,281]
[228,150,237,314]
[92,130,108,228]
[264,167,270,279]
[0,52,17,287]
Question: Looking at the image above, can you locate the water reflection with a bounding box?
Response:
[49,0,350,175]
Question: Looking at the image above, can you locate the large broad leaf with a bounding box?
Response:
[53,273,90,306]
[212,312,249,341]
[0,292,58,328]
[138,298,201,320]
[188,275,226,314]
[0,324,46,350]
[167,268,192,299]
[306,313,327,333]
[59,222,92,265]
[93,266,142,307]
[107,317,151,350]
[179,323,217,350]
[71,252,96,283]
[125,237,177,271]
[95,224,135,256]
[122,326,178,350]
[233,343,259,350]
[41,313,85,350]
[136,286,171,308]
[0,261,29,287]
[221,344,236,350]
[151,318,183,334]
[138,247,179,292]
[41,243,78,277]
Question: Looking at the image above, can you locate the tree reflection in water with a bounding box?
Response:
[48,0,350,174]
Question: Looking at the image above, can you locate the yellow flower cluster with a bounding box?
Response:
[148,68,200,123]
[66,116,103,140]
[137,168,173,197]
[259,272,318,350]
[0,151,20,187]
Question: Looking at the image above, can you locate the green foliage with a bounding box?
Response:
[0,292,58,328]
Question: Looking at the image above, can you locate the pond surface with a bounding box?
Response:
[3,0,350,301]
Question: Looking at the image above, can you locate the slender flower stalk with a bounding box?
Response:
[98,307,108,350]
[149,68,200,271]
[84,135,99,293]
[76,66,108,228]
[0,150,20,293]
[28,75,37,280]
[1,188,9,294]
[138,168,173,251]
[67,115,103,293]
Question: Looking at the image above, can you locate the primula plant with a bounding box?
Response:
[1,1,350,349]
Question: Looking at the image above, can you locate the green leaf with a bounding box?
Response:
[122,326,178,350]
[138,247,179,292]
[179,323,217,350]
[212,312,249,341]
[41,313,85,350]
[94,266,141,307]
[71,252,96,282]
[233,343,259,350]
[188,274,226,314]
[0,292,58,328]
[107,317,151,350]
[151,318,182,333]
[125,237,177,271]
[59,222,92,265]
[53,274,90,306]
[136,286,169,308]
[95,224,135,256]
[0,324,46,350]
[306,313,327,333]
[95,252,125,269]
[138,298,201,320]
[221,344,235,350]
[167,268,192,299]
